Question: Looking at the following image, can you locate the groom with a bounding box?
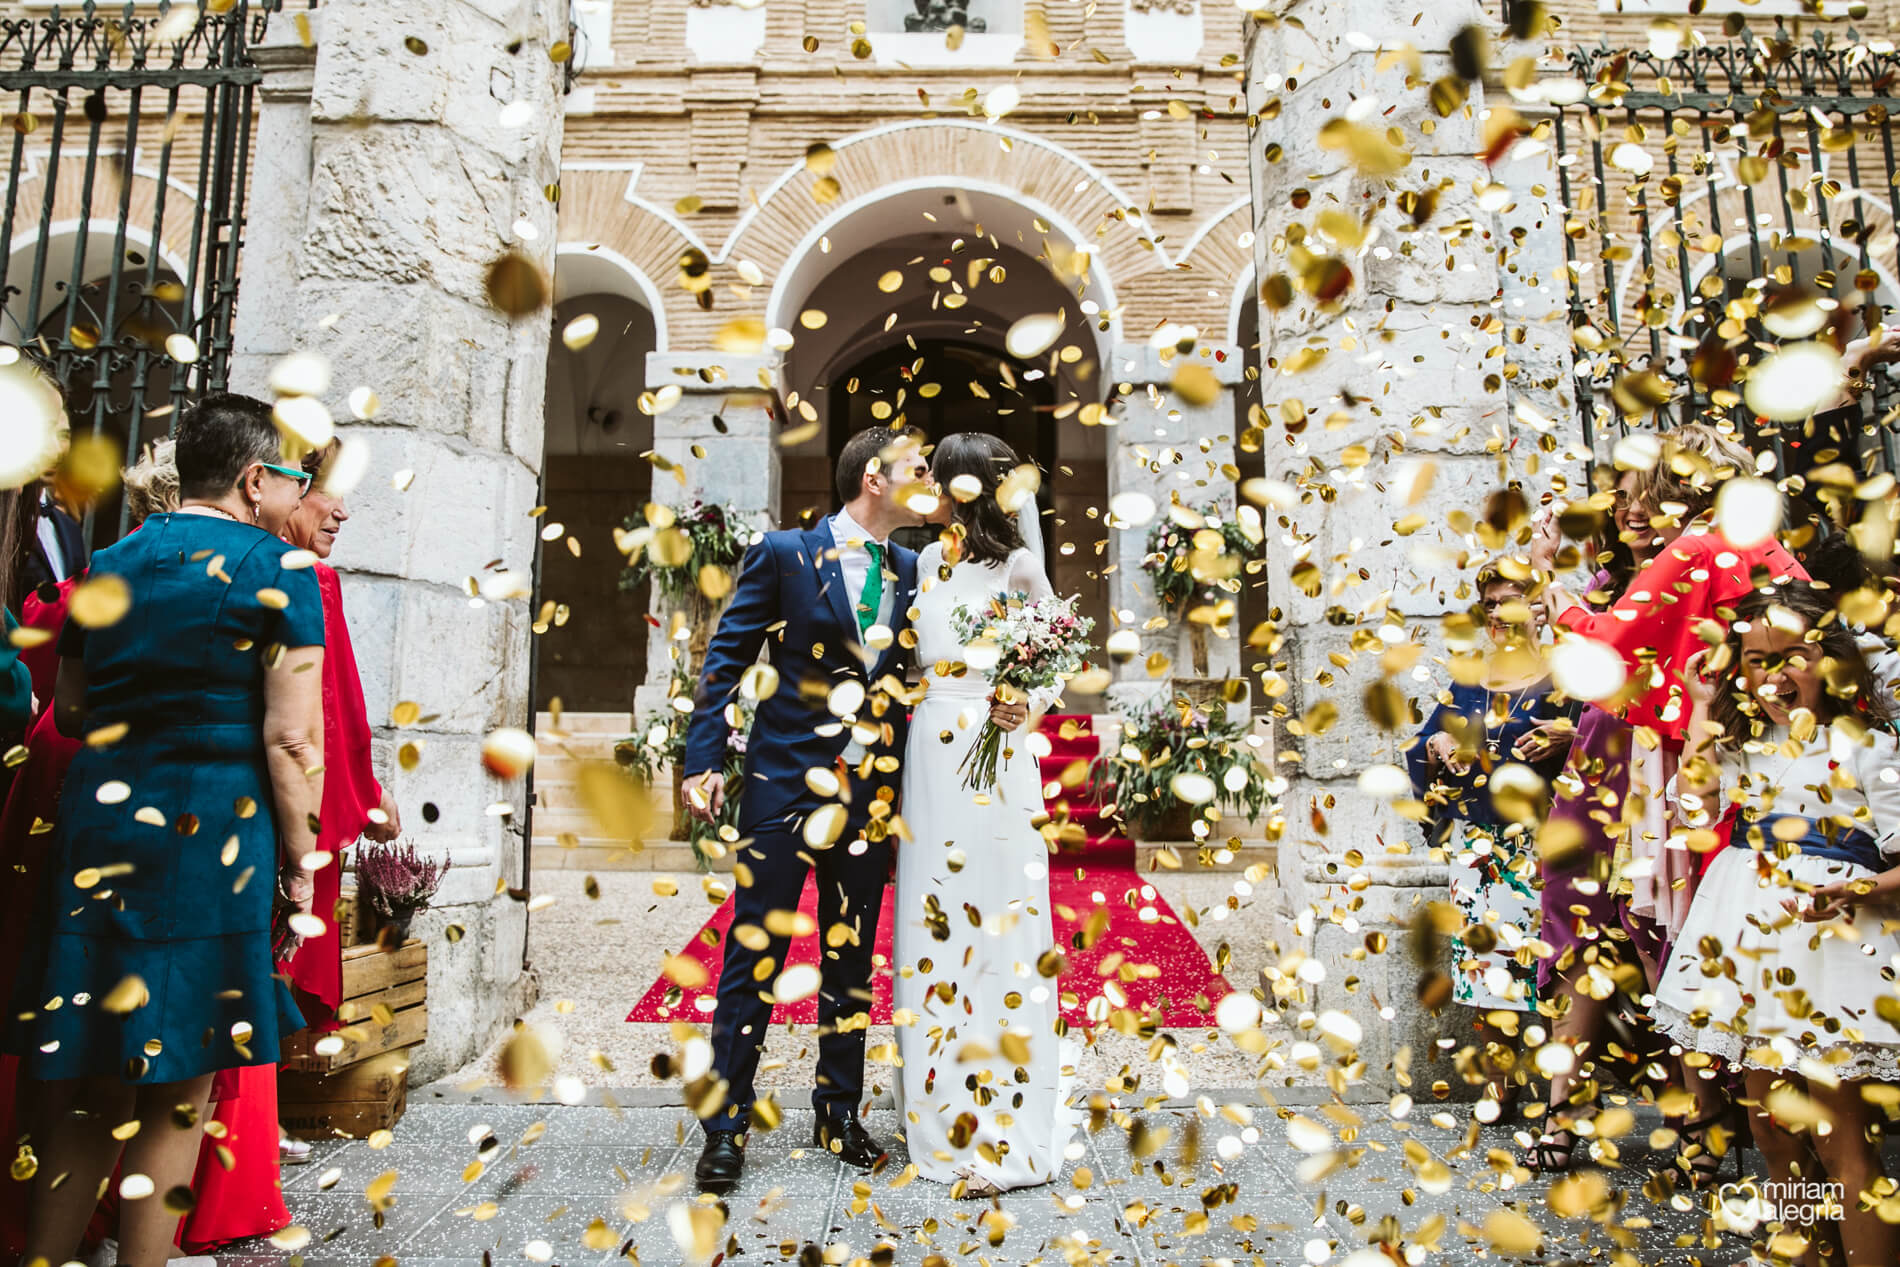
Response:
[679,426,935,1194]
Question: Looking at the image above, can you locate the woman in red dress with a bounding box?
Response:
[282,439,403,1024]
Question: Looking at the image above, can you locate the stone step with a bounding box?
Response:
[532,735,626,763]
[534,711,633,735]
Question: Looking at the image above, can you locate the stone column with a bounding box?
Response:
[1103,341,1245,717]
[1244,0,1545,1095]
[632,350,780,719]
[230,0,569,1082]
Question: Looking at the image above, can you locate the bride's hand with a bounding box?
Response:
[988,693,1028,732]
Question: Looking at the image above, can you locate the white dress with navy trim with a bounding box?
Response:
[1651,724,1900,1080]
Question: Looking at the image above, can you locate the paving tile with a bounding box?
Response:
[398,1192,681,1263]
[466,1144,688,1199]
[226,1190,461,1258]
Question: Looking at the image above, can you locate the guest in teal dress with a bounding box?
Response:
[5,393,327,1267]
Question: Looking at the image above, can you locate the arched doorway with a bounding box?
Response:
[536,282,658,712]
[766,188,1116,706]
[827,337,1059,568]
[30,265,189,549]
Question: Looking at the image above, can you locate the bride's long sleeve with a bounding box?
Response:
[1007,549,1066,716]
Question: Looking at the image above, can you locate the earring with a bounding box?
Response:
[250,500,261,524]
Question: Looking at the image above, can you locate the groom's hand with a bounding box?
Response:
[681,770,725,821]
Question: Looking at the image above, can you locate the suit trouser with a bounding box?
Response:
[703,821,892,1133]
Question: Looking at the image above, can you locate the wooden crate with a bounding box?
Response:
[279,1049,409,1140]
[280,940,428,1074]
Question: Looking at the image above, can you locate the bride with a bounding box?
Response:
[893,431,1080,1195]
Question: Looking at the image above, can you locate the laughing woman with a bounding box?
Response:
[3,394,326,1267]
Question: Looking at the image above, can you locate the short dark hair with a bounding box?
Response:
[930,431,1027,567]
[174,392,281,501]
[835,425,906,506]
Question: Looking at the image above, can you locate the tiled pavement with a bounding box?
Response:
[218,1089,1787,1267]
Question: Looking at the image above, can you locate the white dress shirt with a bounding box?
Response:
[828,507,893,636]
[36,493,68,583]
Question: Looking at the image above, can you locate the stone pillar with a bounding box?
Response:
[1244,0,1550,1095]
[632,350,780,719]
[230,0,569,1083]
[1492,103,1586,471]
[1103,341,1245,717]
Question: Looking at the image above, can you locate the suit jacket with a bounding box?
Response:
[25,499,86,591]
[683,526,918,835]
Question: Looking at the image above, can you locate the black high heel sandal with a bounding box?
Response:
[1674,1108,1740,1187]
[1526,1124,1579,1173]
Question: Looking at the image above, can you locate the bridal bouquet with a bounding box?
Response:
[950,591,1095,791]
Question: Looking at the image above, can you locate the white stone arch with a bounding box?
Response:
[722,116,1162,265]
[762,177,1124,347]
[552,242,669,351]
[1607,159,1900,335]
[3,218,194,343]
[1228,261,1257,346]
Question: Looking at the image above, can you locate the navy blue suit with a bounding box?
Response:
[683,525,917,1131]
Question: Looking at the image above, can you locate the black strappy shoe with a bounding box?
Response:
[1527,1124,1579,1173]
[1675,1108,1739,1187]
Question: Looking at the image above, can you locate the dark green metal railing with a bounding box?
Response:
[0,0,280,538]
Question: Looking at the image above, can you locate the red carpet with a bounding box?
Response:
[627,716,1231,1028]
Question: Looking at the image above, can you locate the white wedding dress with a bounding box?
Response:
[892,542,1080,1190]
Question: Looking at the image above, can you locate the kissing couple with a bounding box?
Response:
[680,426,1080,1197]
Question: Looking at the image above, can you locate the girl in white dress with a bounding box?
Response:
[1652,583,1900,1262]
[893,432,1080,1196]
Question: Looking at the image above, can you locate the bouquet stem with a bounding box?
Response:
[958,721,1006,791]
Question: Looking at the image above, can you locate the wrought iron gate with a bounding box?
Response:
[1551,21,1900,478]
[0,0,279,533]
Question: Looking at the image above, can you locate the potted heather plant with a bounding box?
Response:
[1088,696,1272,841]
[355,840,446,942]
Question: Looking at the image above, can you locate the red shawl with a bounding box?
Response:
[283,562,384,1021]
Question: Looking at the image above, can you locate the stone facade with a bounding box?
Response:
[225,0,571,1082]
[1244,0,1581,1090]
[549,1,1262,724]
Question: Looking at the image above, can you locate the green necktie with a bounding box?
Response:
[857,542,884,635]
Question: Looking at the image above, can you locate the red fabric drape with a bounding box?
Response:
[1554,524,1806,742]
[178,1064,289,1252]
[284,563,383,1024]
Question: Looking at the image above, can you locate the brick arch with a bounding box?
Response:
[3,154,202,318]
[1606,182,1900,346]
[552,167,705,339]
[1174,196,1258,341]
[727,120,1167,307]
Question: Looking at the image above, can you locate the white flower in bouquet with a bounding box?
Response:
[950,591,1095,790]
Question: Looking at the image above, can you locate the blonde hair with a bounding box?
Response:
[121,438,179,528]
[1626,421,1757,520]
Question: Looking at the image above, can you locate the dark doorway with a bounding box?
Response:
[827,338,1058,569]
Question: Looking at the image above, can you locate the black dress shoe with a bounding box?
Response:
[813,1115,888,1170]
[695,1131,746,1194]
